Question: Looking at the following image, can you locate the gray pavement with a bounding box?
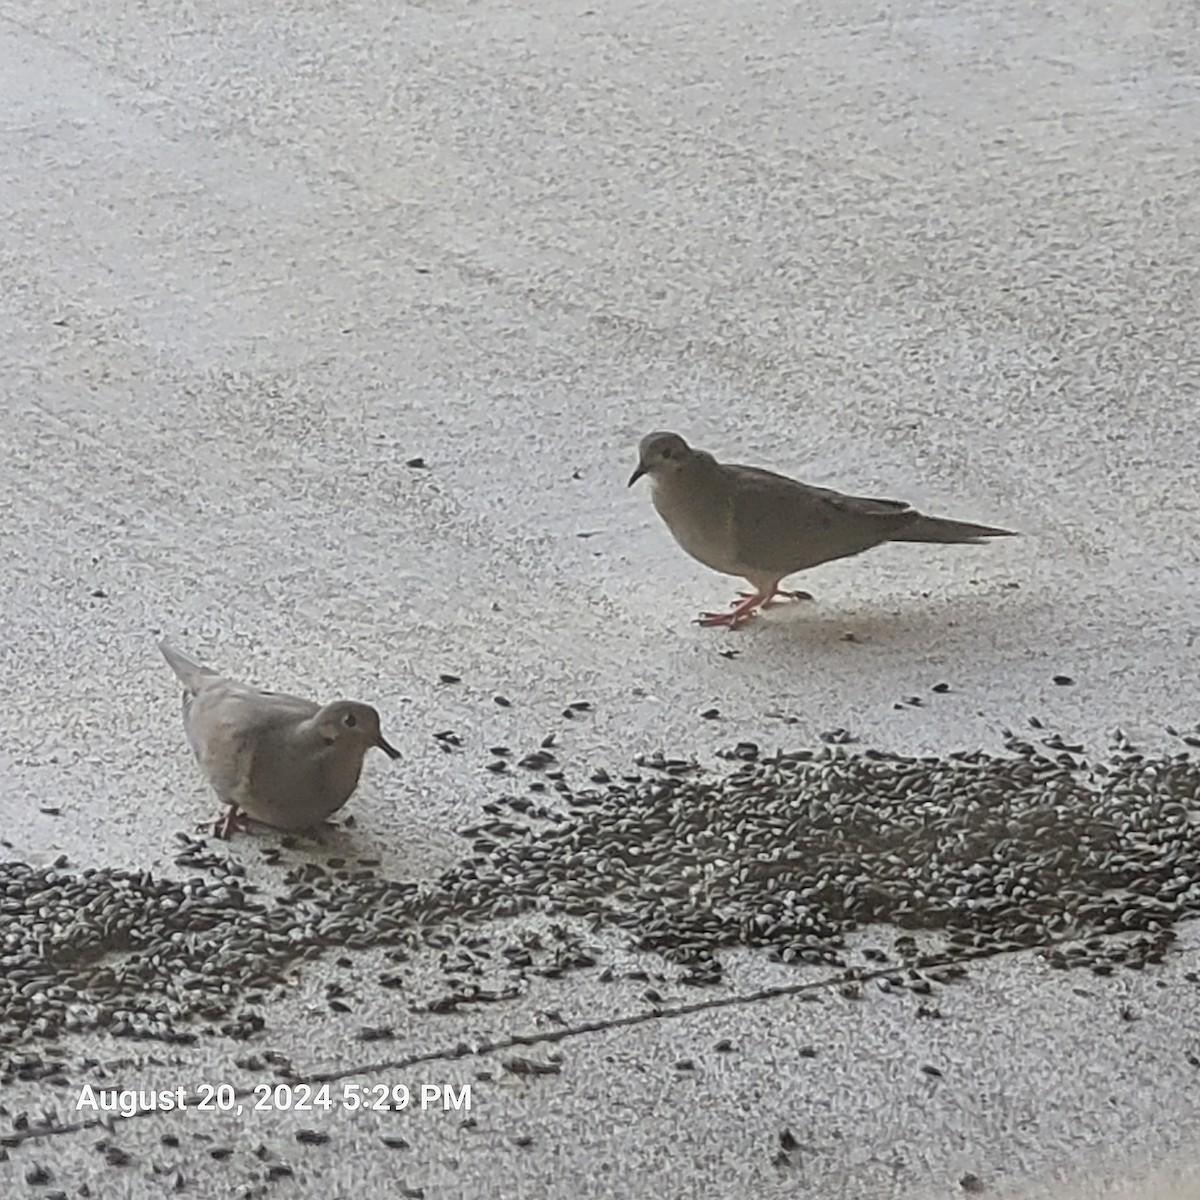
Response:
[1,0,1199,1194]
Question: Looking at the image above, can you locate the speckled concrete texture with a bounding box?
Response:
[1,0,1199,1194]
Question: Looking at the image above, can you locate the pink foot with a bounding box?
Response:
[697,592,766,628]
[213,807,247,839]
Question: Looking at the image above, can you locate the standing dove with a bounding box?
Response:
[628,431,1016,628]
[159,640,400,837]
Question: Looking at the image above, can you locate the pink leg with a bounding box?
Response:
[213,807,247,840]
[697,591,767,628]
[735,587,813,608]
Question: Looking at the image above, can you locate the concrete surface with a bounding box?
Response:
[1,0,1199,1194]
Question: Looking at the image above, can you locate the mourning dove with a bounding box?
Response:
[628,431,1016,628]
[159,640,400,837]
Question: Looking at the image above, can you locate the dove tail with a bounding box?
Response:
[158,639,217,692]
[890,514,1017,544]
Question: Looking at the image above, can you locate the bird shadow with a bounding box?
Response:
[198,816,362,851]
[281,820,363,851]
[730,586,1032,666]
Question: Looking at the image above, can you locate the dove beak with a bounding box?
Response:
[376,733,401,760]
[627,463,647,487]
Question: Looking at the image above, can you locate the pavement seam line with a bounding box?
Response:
[0,939,1133,1147]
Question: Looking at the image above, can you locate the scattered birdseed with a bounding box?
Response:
[819,728,857,745]
[1,728,1198,1073]
[425,732,1200,981]
[358,1026,394,1042]
[502,1056,561,1077]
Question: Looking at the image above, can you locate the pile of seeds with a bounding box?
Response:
[0,861,426,1063]
[3,728,1199,1067]
[440,731,1200,973]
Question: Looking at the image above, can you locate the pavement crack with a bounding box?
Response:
[0,939,1115,1147]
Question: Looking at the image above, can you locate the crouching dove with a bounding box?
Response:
[628,431,1016,628]
[159,640,400,837]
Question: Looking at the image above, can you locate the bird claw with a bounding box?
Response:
[697,599,762,628]
[212,808,247,840]
[698,612,745,627]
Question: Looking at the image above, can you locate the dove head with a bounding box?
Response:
[316,701,401,759]
[628,431,695,487]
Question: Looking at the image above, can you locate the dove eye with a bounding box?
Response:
[344,713,358,728]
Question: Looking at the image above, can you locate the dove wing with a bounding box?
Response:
[725,464,914,574]
[183,680,320,806]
